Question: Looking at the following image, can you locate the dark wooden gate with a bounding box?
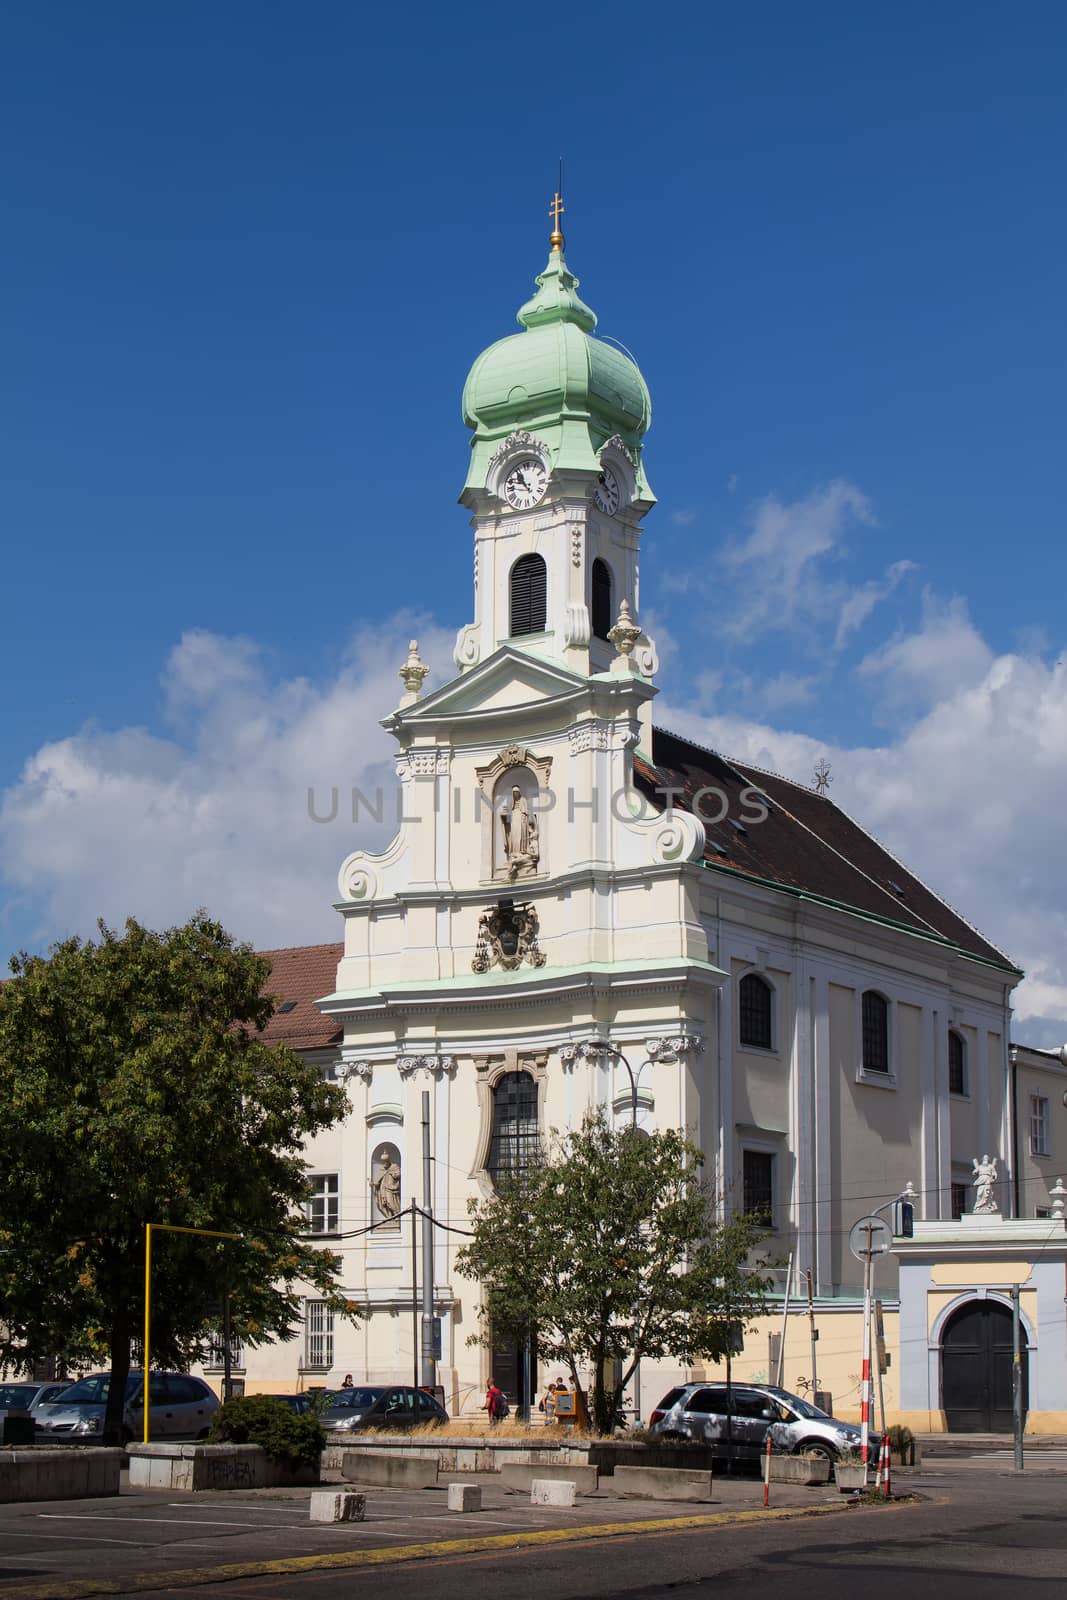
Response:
[491,1335,536,1413]
[941,1299,1026,1432]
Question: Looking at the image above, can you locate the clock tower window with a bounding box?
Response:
[591,558,613,641]
[509,553,547,637]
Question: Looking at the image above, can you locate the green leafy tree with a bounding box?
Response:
[456,1111,772,1435]
[0,913,354,1443]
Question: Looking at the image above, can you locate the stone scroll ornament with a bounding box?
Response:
[472,899,546,973]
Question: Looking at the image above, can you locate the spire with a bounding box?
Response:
[549,188,565,253]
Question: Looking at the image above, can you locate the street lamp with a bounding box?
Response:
[565,1038,655,1129]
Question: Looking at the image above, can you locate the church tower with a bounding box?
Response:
[453,198,659,705]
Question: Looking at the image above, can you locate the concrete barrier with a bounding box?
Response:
[611,1465,714,1502]
[531,1479,575,1507]
[310,1490,366,1522]
[340,1451,439,1489]
[0,1449,124,1503]
[447,1483,481,1511]
[501,1462,599,1495]
[128,1443,319,1492]
[768,1455,830,1485]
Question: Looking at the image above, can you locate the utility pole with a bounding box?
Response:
[806,1269,819,1402]
[410,1200,419,1396]
[420,1091,435,1390]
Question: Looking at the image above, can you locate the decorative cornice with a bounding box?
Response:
[398,1054,459,1080]
[338,1056,373,1084]
[645,1035,706,1060]
[567,720,611,755]
[601,434,636,468]
[487,430,550,474]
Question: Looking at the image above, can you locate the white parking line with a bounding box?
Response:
[0,1529,149,1547]
[38,1514,257,1528]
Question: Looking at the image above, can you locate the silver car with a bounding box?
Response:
[649,1381,881,1468]
[34,1371,219,1445]
[0,1381,71,1416]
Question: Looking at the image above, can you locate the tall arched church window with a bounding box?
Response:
[948,1030,967,1096]
[738,974,773,1050]
[509,554,547,637]
[861,991,889,1073]
[591,558,613,641]
[487,1071,540,1185]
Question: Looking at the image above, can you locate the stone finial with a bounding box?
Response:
[399,639,430,703]
[607,599,642,673]
[1049,1177,1067,1221]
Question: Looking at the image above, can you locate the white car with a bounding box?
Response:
[649,1381,881,1469]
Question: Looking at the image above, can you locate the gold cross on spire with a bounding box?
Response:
[549,189,565,253]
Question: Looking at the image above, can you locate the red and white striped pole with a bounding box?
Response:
[763,1433,772,1507]
[860,1223,874,1488]
[881,1434,891,1497]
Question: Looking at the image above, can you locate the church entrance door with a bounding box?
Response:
[492,1334,536,1415]
[941,1299,1025,1432]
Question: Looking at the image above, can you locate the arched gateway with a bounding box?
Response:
[941,1299,1027,1433]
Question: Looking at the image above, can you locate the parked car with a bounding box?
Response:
[648,1381,881,1469]
[261,1393,315,1414]
[0,1381,71,1415]
[319,1385,449,1435]
[34,1372,219,1444]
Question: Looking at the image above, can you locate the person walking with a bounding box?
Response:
[484,1381,508,1425]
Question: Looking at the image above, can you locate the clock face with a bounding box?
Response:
[503,458,547,510]
[595,465,622,515]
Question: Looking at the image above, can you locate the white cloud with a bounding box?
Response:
[834,559,917,649]
[858,591,993,712]
[0,616,455,956]
[661,642,1067,1044]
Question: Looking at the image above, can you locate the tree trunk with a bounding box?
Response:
[103,1313,132,1446]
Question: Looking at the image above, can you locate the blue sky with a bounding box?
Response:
[3,1,1066,1038]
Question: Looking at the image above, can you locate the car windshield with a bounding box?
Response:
[762,1386,830,1420]
[56,1375,140,1406]
[0,1384,38,1408]
[326,1389,382,1410]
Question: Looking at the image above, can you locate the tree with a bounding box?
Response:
[0,912,353,1443]
[455,1112,772,1435]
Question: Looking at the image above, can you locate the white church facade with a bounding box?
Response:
[207,215,1067,1433]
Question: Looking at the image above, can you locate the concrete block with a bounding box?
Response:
[611,1465,714,1502]
[531,1478,576,1507]
[502,1462,598,1495]
[310,1490,366,1523]
[340,1451,438,1489]
[768,1455,830,1485]
[447,1482,481,1511]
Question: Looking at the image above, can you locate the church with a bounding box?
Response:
[205,205,1067,1434]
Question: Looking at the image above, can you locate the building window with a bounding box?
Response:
[738,974,773,1050]
[304,1301,334,1369]
[306,1173,339,1235]
[1036,1206,1053,1219]
[509,554,547,637]
[1030,1095,1050,1157]
[205,1331,243,1370]
[861,992,889,1074]
[591,558,613,640]
[948,1030,967,1096]
[950,1182,968,1220]
[742,1150,774,1226]
[487,1071,540,1186]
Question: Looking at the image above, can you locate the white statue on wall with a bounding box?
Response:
[501,784,540,879]
[972,1153,999,1215]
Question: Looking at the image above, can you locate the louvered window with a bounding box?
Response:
[738,974,773,1049]
[861,991,889,1073]
[509,555,547,637]
[591,558,613,640]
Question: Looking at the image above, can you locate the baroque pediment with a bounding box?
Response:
[387,647,589,729]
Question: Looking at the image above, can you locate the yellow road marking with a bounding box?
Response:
[0,1498,916,1599]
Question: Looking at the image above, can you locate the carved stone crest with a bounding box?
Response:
[472,899,547,974]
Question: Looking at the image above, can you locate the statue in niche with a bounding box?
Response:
[971,1154,999,1215]
[501,784,540,879]
[372,1146,402,1229]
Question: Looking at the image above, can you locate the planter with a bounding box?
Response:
[834,1463,869,1492]
[891,1444,921,1466]
[0,1448,124,1503]
[768,1455,830,1485]
[128,1442,319,1492]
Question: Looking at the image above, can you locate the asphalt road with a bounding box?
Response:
[0,1459,1063,1599]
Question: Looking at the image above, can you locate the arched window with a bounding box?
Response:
[861,991,889,1074]
[738,973,773,1050]
[948,1030,967,1096]
[591,558,613,641]
[509,554,547,637]
[487,1071,540,1185]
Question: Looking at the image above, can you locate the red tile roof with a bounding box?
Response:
[255,942,343,1051]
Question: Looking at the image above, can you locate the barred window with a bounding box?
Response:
[861,992,889,1073]
[1030,1095,1050,1157]
[487,1071,540,1185]
[306,1173,339,1235]
[205,1331,243,1370]
[304,1301,334,1369]
[739,974,773,1050]
[948,1031,967,1096]
[591,558,613,641]
[509,554,547,637]
[742,1150,774,1225]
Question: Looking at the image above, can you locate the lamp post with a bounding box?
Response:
[143,1223,241,1443]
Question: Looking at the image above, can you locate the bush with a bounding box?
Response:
[208,1395,324,1471]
